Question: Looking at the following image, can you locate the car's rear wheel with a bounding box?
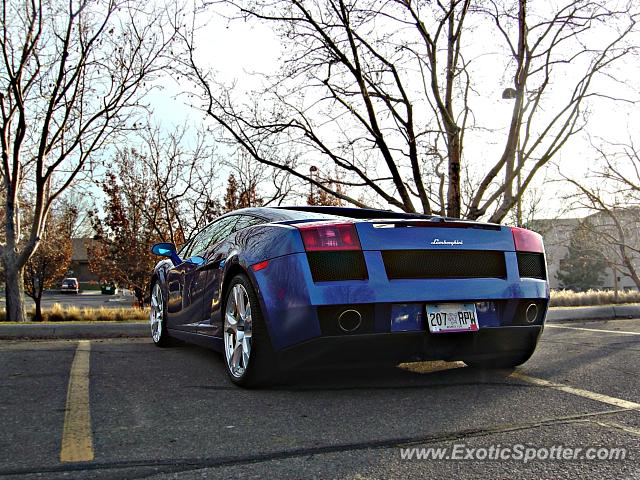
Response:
[150,282,172,347]
[223,274,278,387]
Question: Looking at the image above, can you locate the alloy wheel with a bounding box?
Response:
[150,283,163,343]
[224,284,253,378]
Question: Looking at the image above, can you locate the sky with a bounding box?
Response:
[141,1,640,221]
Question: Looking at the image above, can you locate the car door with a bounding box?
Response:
[198,215,267,337]
[165,221,225,332]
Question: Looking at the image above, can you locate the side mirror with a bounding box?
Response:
[151,242,181,267]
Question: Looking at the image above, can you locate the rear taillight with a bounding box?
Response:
[297,222,361,251]
[511,227,544,253]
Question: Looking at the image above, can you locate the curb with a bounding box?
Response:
[0,322,148,340]
[546,304,640,322]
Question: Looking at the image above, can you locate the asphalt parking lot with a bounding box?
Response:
[0,319,638,479]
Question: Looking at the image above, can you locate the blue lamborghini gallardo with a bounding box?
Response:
[149,206,549,387]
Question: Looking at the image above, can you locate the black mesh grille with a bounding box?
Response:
[307,251,368,282]
[382,250,506,279]
[517,253,546,279]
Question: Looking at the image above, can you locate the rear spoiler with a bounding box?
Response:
[370,219,502,231]
[275,206,503,230]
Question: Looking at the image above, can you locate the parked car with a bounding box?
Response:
[100,282,118,295]
[149,206,549,387]
[60,277,79,294]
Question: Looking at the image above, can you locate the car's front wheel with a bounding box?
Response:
[150,282,172,347]
[223,274,278,387]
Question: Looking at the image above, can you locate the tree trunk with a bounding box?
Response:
[444,2,462,219]
[446,133,462,218]
[34,280,43,322]
[34,297,43,322]
[4,263,27,322]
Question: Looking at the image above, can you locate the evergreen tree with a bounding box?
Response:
[556,225,608,291]
[223,174,263,213]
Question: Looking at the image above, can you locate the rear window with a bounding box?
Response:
[273,209,348,221]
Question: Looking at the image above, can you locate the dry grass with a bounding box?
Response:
[550,289,640,307]
[0,303,149,322]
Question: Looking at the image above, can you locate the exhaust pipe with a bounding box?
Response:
[338,309,362,332]
[525,303,539,324]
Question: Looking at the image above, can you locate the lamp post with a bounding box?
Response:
[309,165,318,204]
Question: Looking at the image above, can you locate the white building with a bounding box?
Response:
[532,211,640,291]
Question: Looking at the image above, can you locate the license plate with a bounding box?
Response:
[426,303,479,333]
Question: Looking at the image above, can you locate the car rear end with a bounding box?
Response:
[60,278,79,294]
[250,216,549,370]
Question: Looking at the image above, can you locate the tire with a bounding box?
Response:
[222,273,279,387]
[149,281,173,348]
[463,347,536,369]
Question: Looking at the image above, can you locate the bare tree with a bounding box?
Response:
[563,138,640,289]
[124,123,222,244]
[223,150,291,209]
[506,183,544,228]
[223,173,262,212]
[0,0,180,320]
[178,0,637,221]
[24,204,76,321]
[89,122,228,293]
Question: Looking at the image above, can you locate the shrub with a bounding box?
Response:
[550,289,640,307]
[0,304,149,322]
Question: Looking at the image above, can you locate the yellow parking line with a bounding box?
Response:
[546,325,640,335]
[591,420,640,437]
[511,371,640,410]
[60,340,94,463]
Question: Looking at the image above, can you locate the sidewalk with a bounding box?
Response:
[0,305,639,339]
[545,304,640,322]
